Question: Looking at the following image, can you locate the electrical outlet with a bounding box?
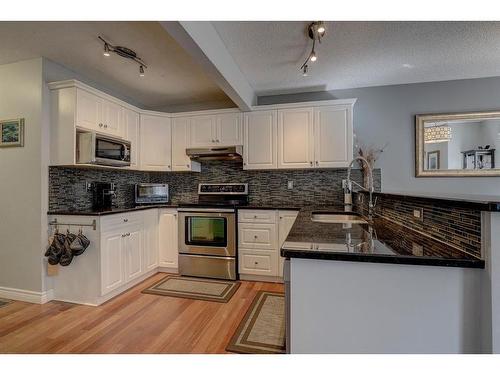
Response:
[287,181,294,190]
[413,208,424,221]
[412,243,424,256]
[86,181,93,192]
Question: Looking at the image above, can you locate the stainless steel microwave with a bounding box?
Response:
[76,131,131,167]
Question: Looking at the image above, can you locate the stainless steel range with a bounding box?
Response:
[178,183,248,280]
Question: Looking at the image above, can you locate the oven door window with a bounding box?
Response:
[96,138,125,161]
[186,217,227,247]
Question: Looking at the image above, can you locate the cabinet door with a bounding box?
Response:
[190,115,216,147]
[102,99,123,137]
[314,105,352,168]
[278,108,314,169]
[243,110,278,170]
[158,210,178,269]
[278,211,299,277]
[143,210,159,272]
[216,112,242,146]
[172,117,200,172]
[140,114,172,171]
[101,230,125,295]
[125,225,143,281]
[123,108,140,169]
[76,89,101,132]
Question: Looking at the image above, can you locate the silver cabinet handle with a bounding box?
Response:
[99,123,103,128]
[127,232,131,236]
[124,218,128,222]
[122,234,126,237]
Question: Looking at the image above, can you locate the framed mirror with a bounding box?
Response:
[415,111,500,177]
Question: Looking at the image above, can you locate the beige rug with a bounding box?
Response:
[142,275,240,303]
[226,291,286,354]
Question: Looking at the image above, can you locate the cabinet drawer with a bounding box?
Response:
[100,211,144,231]
[238,223,277,250]
[238,210,277,223]
[239,249,278,276]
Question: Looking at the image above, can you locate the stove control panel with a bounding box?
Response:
[198,183,248,195]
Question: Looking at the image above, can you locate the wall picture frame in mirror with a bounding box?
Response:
[415,111,500,177]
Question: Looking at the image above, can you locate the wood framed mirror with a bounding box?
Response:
[415,111,500,177]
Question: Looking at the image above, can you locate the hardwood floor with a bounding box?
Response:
[0,273,284,354]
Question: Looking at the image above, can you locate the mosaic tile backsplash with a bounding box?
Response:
[48,162,382,211]
[356,192,482,258]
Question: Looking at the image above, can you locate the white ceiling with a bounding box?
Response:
[213,21,500,96]
[0,21,235,111]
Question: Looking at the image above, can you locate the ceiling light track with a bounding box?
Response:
[300,21,326,76]
[98,36,147,77]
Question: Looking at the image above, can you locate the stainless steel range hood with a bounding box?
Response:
[186,145,243,161]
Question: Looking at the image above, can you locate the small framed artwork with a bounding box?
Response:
[427,150,440,170]
[0,118,25,148]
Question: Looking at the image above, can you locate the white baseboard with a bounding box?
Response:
[0,286,55,304]
[158,267,179,274]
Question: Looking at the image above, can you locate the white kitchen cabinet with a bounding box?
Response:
[124,224,143,281]
[140,114,172,171]
[172,117,201,172]
[101,99,123,137]
[122,108,140,169]
[239,249,278,277]
[189,112,242,147]
[143,209,159,272]
[217,112,242,146]
[278,107,314,169]
[243,110,278,170]
[238,223,278,251]
[278,210,299,277]
[101,229,126,295]
[158,209,178,270]
[314,105,353,168]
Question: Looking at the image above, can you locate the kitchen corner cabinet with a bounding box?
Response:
[140,114,172,171]
[189,112,242,148]
[243,110,278,170]
[158,209,179,269]
[122,108,140,169]
[171,117,201,172]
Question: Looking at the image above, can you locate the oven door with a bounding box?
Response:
[178,211,235,257]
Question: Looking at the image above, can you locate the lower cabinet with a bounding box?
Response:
[158,209,179,269]
[101,229,126,295]
[143,209,159,272]
[238,209,298,281]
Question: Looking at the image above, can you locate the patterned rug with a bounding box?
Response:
[142,275,240,303]
[0,298,11,308]
[226,291,286,354]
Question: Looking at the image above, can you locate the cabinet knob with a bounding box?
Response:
[254,235,258,239]
[104,124,108,128]
[99,123,103,128]
[168,165,171,169]
[216,139,220,143]
[211,139,215,143]
[315,161,319,166]
[254,261,259,265]
[124,219,128,222]
[309,161,313,166]
[186,164,190,168]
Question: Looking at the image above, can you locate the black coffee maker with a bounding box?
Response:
[92,182,116,210]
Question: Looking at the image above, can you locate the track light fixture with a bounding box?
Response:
[98,36,147,77]
[300,22,326,76]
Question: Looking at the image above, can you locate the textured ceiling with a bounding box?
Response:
[0,21,235,111]
[213,21,500,95]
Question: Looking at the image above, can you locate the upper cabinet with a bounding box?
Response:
[277,107,314,169]
[140,114,172,172]
[189,112,242,148]
[75,88,123,137]
[243,110,278,170]
[171,117,201,172]
[122,108,140,169]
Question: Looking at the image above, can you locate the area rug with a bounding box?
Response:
[0,298,11,308]
[226,291,286,354]
[142,275,240,303]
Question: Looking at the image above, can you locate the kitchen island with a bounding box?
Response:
[281,206,485,354]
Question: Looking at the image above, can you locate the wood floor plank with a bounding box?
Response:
[0,273,284,354]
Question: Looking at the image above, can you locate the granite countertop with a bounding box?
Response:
[281,206,485,269]
[47,204,179,216]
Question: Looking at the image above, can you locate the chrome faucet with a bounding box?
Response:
[344,156,376,216]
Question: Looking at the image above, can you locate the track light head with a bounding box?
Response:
[139,65,145,77]
[309,51,317,62]
[103,43,110,57]
[317,22,326,36]
[302,65,308,77]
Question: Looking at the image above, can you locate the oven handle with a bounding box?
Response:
[177,208,235,213]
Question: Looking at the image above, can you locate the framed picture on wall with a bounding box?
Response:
[427,150,440,170]
[0,118,24,147]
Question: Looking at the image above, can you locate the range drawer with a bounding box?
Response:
[179,254,236,280]
[238,223,277,250]
[238,210,277,224]
[239,249,278,276]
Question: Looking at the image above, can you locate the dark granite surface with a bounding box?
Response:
[47,204,178,216]
[281,206,484,269]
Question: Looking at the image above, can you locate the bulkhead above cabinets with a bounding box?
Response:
[48,79,356,173]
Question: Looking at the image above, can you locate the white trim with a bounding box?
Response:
[239,274,283,284]
[0,286,55,304]
[158,267,179,274]
[169,107,241,118]
[250,98,357,111]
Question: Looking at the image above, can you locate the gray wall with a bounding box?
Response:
[259,77,500,197]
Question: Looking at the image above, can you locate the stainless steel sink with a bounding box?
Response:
[311,212,368,224]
